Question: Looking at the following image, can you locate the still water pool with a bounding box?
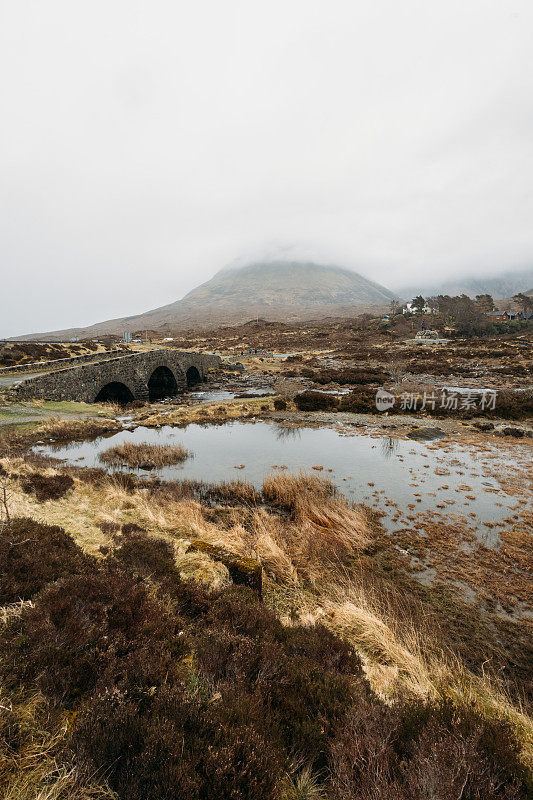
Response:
[34,420,528,537]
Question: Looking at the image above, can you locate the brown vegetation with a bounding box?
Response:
[0,340,102,368]
[295,390,339,411]
[99,441,192,469]
[0,518,529,799]
[0,417,123,457]
[292,387,533,419]
[21,472,74,502]
[0,381,531,798]
[301,366,389,385]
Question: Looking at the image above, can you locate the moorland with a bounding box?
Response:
[0,309,531,799]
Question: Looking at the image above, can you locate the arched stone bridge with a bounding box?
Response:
[14,350,222,403]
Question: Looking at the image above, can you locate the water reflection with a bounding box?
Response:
[274,424,303,441]
[380,436,399,459]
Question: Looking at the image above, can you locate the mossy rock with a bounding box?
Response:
[186,540,262,598]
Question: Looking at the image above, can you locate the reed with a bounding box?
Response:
[99,441,192,469]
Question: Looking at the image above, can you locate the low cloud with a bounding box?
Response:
[1,1,532,336]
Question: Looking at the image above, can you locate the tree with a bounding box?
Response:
[475,294,495,312]
[513,293,533,313]
[389,300,401,316]
[411,295,425,313]
[0,456,11,528]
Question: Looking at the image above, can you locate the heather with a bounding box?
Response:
[0,519,529,799]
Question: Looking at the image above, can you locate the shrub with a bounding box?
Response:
[328,698,529,800]
[21,472,74,502]
[274,397,287,410]
[294,391,339,411]
[488,389,533,420]
[0,569,187,704]
[281,622,361,676]
[0,523,528,799]
[337,389,376,413]
[113,525,178,580]
[0,517,94,604]
[311,367,389,385]
[72,687,281,800]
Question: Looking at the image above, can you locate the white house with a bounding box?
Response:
[403,302,432,314]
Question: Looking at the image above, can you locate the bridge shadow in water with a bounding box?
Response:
[148,366,178,401]
[94,381,134,405]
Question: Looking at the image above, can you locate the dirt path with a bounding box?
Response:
[0,401,111,427]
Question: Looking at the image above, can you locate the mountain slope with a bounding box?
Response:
[396,268,533,301]
[177,261,397,312]
[16,261,398,340]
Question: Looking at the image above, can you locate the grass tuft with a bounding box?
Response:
[99,441,192,469]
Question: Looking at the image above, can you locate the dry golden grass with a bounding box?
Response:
[261,472,370,577]
[0,689,115,800]
[263,470,336,508]
[140,395,281,427]
[35,417,122,442]
[99,441,192,469]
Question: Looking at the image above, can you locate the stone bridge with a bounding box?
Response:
[14,350,222,403]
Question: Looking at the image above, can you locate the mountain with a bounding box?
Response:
[396,268,533,302]
[16,261,398,340]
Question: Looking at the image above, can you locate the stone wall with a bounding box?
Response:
[0,349,121,374]
[14,350,222,402]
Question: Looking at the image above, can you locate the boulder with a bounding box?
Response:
[407,427,445,441]
[187,540,262,598]
[472,421,495,432]
[500,427,526,438]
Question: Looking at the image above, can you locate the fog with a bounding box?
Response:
[1,1,532,336]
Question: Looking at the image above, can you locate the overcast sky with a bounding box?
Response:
[1,1,532,336]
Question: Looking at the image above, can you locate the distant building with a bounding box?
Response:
[403,302,432,314]
[122,332,132,343]
[484,310,530,322]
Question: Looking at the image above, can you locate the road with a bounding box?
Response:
[0,371,49,389]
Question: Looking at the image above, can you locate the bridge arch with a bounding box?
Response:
[186,365,202,387]
[94,381,135,405]
[148,365,179,401]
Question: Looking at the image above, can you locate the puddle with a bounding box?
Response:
[187,387,273,404]
[188,390,237,403]
[34,420,528,542]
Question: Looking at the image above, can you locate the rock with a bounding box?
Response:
[500,427,526,438]
[187,540,262,598]
[472,421,494,432]
[415,329,440,340]
[139,461,156,470]
[407,427,445,441]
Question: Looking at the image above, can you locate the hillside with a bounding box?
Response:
[15,261,398,341]
[397,268,533,302]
